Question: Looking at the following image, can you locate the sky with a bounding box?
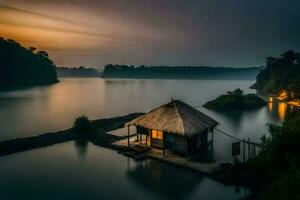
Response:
[0,0,299,68]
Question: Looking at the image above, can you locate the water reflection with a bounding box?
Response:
[267,100,289,122]
[278,102,287,121]
[0,142,249,200]
[268,102,273,112]
[74,140,88,159]
[210,110,248,132]
[0,78,286,161]
[126,159,201,199]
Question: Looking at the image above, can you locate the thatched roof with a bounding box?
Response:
[126,100,218,137]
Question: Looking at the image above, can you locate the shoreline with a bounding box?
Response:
[0,113,143,156]
[0,80,59,92]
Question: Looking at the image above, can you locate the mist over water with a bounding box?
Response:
[0,78,287,199]
[0,78,283,159]
[0,142,249,199]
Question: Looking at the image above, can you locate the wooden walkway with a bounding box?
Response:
[113,137,227,175]
[0,113,144,156]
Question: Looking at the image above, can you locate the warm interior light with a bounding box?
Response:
[288,100,300,107]
[277,90,288,101]
[152,130,163,140]
[269,97,273,103]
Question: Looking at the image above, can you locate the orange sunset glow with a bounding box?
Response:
[0,2,173,66]
[2,0,299,67]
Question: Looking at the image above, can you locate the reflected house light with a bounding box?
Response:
[268,101,273,112]
[278,102,287,121]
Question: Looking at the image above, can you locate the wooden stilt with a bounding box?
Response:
[248,138,250,159]
[254,145,256,157]
[185,137,188,160]
[146,135,148,147]
[211,129,214,148]
[127,126,130,147]
[163,133,166,157]
[149,129,151,147]
[243,139,245,163]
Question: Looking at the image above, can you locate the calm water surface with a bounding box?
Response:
[0,78,285,199]
[0,142,248,200]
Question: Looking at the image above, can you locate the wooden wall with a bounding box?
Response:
[136,126,210,156]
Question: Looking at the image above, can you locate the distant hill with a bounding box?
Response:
[0,37,58,89]
[102,64,262,80]
[251,50,300,99]
[56,66,102,77]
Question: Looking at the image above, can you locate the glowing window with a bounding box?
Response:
[152,130,163,140]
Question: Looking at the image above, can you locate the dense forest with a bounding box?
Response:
[0,37,58,89]
[251,50,300,99]
[56,66,101,77]
[239,110,300,200]
[102,64,262,80]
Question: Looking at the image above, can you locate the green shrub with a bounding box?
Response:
[73,115,95,138]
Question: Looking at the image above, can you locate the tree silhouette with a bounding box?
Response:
[251,50,300,99]
[0,37,58,89]
[37,50,49,58]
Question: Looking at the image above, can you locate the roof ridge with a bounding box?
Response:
[173,101,185,135]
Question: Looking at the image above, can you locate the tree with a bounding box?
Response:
[0,37,58,88]
[251,50,300,99]
[28,46,36,53]
[37,50,49,58]
[249,111,300,200]
[73,116,96,138]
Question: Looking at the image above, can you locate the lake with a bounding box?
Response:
[0,78,286,199]
[0,142,249,200]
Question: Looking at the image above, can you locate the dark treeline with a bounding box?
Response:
[0,37,58,89]
[240,110,300,200]
[56,66,102,77]
[102,64,262,80]
[251,50,300,99]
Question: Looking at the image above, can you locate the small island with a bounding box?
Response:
[203,88,267,110]
[0,37,58,90]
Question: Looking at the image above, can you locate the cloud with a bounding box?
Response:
[0,4,147,49]
[0,0,299,67]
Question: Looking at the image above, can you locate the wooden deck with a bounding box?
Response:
[148,148,223,175]
[113,137,227,175]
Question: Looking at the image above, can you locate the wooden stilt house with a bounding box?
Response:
[126,100,218,158]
